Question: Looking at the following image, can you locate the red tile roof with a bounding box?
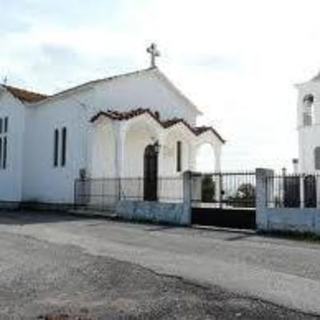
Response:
[3,85,48,103]
[91,108,225,143]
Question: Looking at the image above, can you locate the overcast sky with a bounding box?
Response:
[2,0,320,171]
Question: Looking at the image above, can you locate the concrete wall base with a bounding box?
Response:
[0,201,21,211]
[258,208,320,235]
[116,200,190,226]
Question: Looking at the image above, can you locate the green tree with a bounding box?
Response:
[201,175,216,202]
[228,183,255,207]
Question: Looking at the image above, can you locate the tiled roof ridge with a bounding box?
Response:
[3,85,48,103]
[90,108,225,143]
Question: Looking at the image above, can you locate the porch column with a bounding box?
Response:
[213,145,222,204]
[158,133,167,176]
[86,124,95,178]
[316,176,320,208]
[214,145,221,172]
[256,168,274,230]
[115,122,126,178]
[188,143,197,172]
[299,175,305,209]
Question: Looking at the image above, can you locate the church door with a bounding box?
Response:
[144,144,158,201]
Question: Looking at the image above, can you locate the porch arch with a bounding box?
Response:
[122,115,161,177]
[195,143,216,172]
[193,137,221,173]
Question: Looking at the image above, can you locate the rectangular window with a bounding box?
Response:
[3,137,7,169]
[315,147,320,170]
[4,117,8,133]
[0,117,8,170]
[61,127,67,167]
[0,137,2,167]
[54,129,59,167]
[177,141,182,172]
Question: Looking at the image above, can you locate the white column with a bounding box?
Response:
[317,176,320,208]
[86,125,95,178]
[214,173,222,207]
[214,145,221,173]
[256,168,274,230]
[188,143,197,172]
[114,122,126,178]
[182,171,192,225]
[158,133,167,176]
[213,145,222,204]
[299,175,305,209]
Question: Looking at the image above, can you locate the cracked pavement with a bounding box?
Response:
[0,211,320,319]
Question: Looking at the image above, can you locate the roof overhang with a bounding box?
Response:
[90,108,225,144]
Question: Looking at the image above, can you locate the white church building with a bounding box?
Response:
[0,46,224,205]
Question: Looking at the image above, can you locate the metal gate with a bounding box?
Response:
[191,172,256,229]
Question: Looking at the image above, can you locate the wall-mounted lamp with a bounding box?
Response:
[154,140,161,154]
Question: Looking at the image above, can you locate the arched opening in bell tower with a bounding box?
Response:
[303,94,314,126]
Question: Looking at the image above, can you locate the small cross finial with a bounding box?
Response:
[146,43,160,68]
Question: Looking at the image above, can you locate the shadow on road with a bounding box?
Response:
[143,225,180,232]
[0,210,91,225]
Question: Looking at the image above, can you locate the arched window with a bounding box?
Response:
[314,146,320,170]
[303,94,314,126]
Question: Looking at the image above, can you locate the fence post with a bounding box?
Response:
[182,171,192,225]
[218,173,223,209]
[256,168,274,231]
[299,175,305,209]
[317,175,320,208]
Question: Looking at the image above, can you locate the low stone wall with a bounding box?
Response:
[115,200,190,226]
[261,208,320,234]
[256,168,320,235]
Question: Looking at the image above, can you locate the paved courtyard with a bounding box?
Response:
[0,211,320,319]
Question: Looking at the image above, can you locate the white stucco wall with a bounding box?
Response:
[39,69,199,127]
[90,118,116,178]
[22,91,90,203]
[297,81,320,172]
[91,69,199,125]
[0,89,25,201]
[161,126,192,176]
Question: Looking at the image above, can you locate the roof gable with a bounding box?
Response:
[30,67,202,114]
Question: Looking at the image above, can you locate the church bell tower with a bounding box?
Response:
[296,72,320,172]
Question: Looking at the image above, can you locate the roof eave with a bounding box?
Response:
[91,108,225,143]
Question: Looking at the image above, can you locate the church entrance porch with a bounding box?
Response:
[82,108,224,217]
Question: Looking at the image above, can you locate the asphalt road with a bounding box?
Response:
[0,211,320,319]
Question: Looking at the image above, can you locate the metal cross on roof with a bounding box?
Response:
[146,43,160,68]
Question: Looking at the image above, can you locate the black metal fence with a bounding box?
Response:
[191,172,256,208]
[74,176,184,210]
[266,173,319,208]
[74,172,257,211]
